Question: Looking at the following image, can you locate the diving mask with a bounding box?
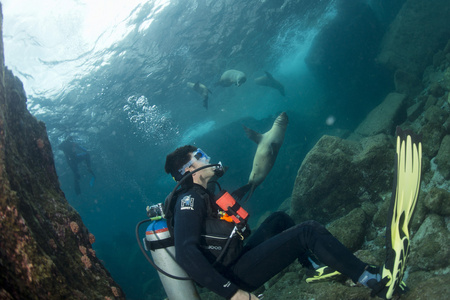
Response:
[178,148,211,175]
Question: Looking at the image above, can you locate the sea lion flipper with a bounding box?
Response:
[243,125,262,144]
[243,184,256,203]
[264,71,274,79]
[231,183,252,202]
[203,96,208,110]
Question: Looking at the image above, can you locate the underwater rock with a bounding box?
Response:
[0,6,124,299]
[326,208,368,252]
[424,95,438,111]
[409,190,428,233]
[424,105,449,126]
[353,92,406,138]
[290,134,394,225]
[444,115,450,133]
[394,69,422,96]
[377,0,450,79]
[443,66,450,91]
[290,136,359,224]
[432,39,450,69]
[404,273,450,300]
[420,109,449,158]
[423,187,450,216]
[435,135,450,179]
[371,194,391,228]
[407,101,425,122]
[428,82,446,98]
[409,214,450,271]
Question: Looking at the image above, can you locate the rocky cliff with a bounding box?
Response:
[0,6,125,299]
[377,0,450,93]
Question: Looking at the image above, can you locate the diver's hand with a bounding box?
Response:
[230,289,259,300]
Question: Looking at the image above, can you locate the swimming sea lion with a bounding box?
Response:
[216,69,247,87]
[254,71,285,96]
[237,112,288,202]
[187,81,212,109]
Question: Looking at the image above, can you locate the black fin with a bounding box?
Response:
[231,183,252,202]
[242,184,256,203]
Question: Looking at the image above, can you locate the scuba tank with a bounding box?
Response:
[144,217,200,300]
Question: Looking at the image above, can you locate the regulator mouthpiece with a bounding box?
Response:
[214,161,224,178]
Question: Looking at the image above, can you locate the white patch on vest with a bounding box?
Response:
[181,195,195,210]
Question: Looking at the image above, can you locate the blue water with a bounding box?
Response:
[5,0,405,299]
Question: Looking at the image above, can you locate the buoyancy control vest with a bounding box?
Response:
[166,184,251,268]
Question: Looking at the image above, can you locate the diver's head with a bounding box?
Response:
[165,146,218,184]
[165,145,197,181]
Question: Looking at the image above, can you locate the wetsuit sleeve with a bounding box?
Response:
[173,188,239,299]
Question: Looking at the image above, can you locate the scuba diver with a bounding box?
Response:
[58,137,96,195]
[158,141,421,300]
[139,128,420,299]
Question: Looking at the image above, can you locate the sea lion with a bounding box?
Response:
[254,71,285,96]
[187,81,212,109]
[237,112,288,202]
[216,69,247,87]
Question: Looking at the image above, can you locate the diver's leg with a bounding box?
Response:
[229,220,366,291]
[68,159,80,179]
[243,211,294,251]
[243,211,312,269]
[84,153,95,176]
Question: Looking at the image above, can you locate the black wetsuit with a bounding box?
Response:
[173,184,367,298]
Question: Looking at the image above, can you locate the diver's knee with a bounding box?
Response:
[300,220,328,234]
[269,211,295,228]
[269,211,291,221]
